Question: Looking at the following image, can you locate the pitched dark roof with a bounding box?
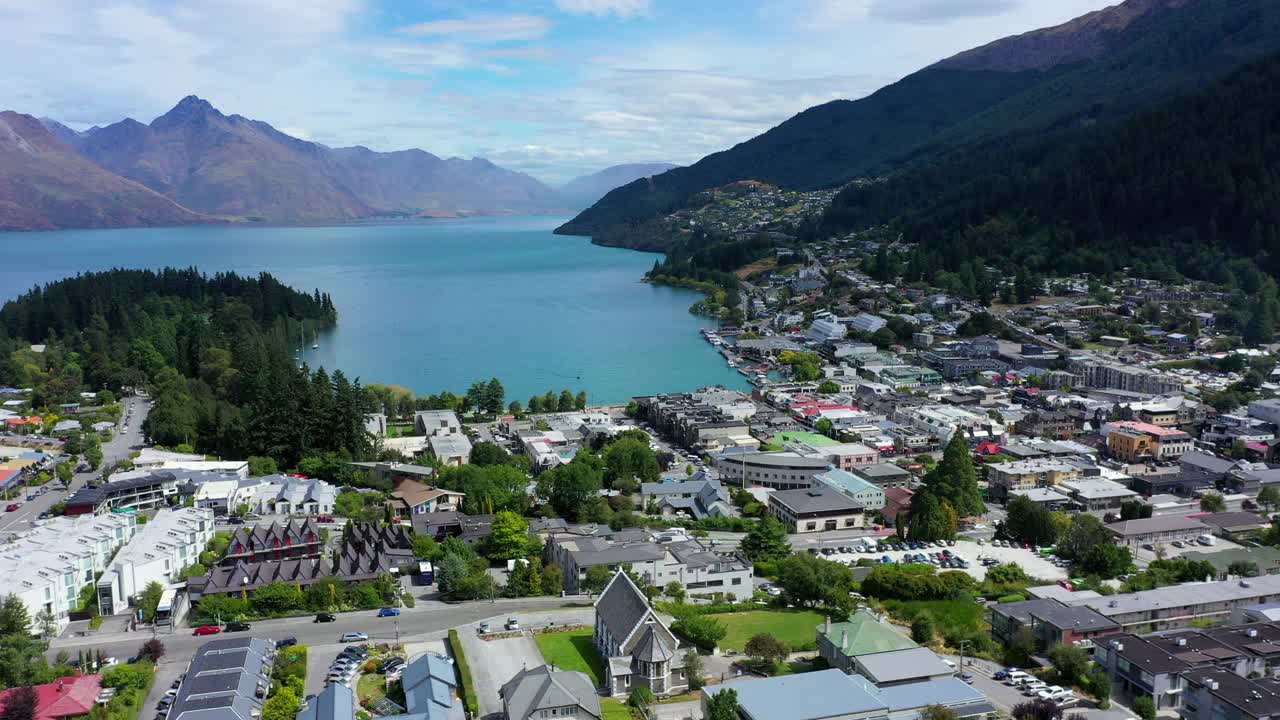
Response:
[500,666,601,720]
[594,571,652,647]
[632,626,674,663]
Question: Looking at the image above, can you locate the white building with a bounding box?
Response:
[848,313,888,333]
[430,434,473,466]
[414,410,463,437]
[0,514,137,634]
[237,475,338,515]
[806,318,847,344]
[97,507,213,616]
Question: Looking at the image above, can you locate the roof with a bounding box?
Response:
[1197,512,1269,532]
[168,637,274,720]
[769,485,863,515]
[594,571,654,648]
[1181,452,1236,475]
[818,610,917,657]
[297,681,353,720]
[632,626,675,663]
[738,452,832,469]
[1009,488,1072,503]
[814,469,881,497]
[1075,575,1280,617]
[0,674,103,720]
[1105,516,1207,537]
[1059,478,1138,500]
[704,669,887,720]
[500,666,601,720]
[400,653,460,720]
[852,675,992,714]
[1027,602,1120,634]
[856,646,954,684]
[853,463,911,479]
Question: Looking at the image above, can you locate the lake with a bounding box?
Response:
[0,217,748,405]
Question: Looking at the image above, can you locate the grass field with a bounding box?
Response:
[881,599,987,632]
[706,609,825,652]
[534,629,606,687]
[602,698,632,720]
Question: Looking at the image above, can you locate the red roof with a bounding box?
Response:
[0,674,102,720]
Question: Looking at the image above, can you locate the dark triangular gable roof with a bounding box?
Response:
[594,571,653,647]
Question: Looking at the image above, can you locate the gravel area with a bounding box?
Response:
[816,539,1071,582]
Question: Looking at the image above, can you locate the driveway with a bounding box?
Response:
[945,652,1137,720]
[456,623,546,720]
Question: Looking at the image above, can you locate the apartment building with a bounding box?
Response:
[719,451,832,490]
[64,471,181,515]
[167,638,276,720]
[1,513,136,634]
[1106,516,1209,549]
[1070,358,1187,395]
[768,485,866,533]
[547,530,752,595]
[96,507,213,616]
[985,459,1082,501]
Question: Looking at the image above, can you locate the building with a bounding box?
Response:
[701,670,994,720]
[0,675,105,720]
[410,511,495,545]
[1057,478,1138,514]
[548,530,752,595]
[638,476,732,520]
[1196,512,1271,541]
[500,666,602,720]
[798,442,880,471]
[189,523,414,599]
[818,610,928,679]
[1015,411,1077,439]
[848,313,888,333]
[1069,575,1280,632]
[236,475,338,516]
[813,468,885,510]
[985,459,1081,502]
[414,410,463,437]
[806,318,847,344]
[429,434,473,466]
[635,389,759,451]
[718,452,832,490]
[1105,516,1208,549]
[218,519,325,566]
[1105,422,1193,462]
[852,463,913,491]
[1182,547,1280,580]
[167,637,275,720]
[990,598,1120,651]
[1071,359,1186,395]
[97,507,213,616]
[768,485,865,533]
[63,471,181,515]
[593,571,688,697]
[0,513,136,634]
[400,653,464,720]
[1008,488,1073,510]
[387,478,465,517]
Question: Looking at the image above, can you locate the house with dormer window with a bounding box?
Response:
[593,571,687,697]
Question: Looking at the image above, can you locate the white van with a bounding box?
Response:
[1197,534,1216,546]
[1005,671,1031,685]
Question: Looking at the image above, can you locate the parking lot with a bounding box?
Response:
[1131,536,1243,565]
[811,539,1070,582]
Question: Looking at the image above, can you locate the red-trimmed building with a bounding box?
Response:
[0,674,103,720]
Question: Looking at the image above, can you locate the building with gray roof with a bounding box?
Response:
[854,646,955,686]
[1106,515,1208,548]
[638,475,731,520]
[768,485,866,533]
[297,681,353,720]
[593,571,687,697]
[400,653,463,720]
[702,669,993,720]
[547,529,750,595]
[500,666,601,720]
[169,637,275,720]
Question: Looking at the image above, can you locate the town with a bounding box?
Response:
[1,244,1280,720]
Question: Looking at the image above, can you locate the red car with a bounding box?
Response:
[5,504,18,512]
[315,515,335,523]
[193,625,222,636]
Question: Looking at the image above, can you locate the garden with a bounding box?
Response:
[705,609,823,652]
[532,628,606,687]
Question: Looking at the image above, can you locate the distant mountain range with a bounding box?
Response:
[557,163,679,209]
[558,0,1280,239]
[0,96,673,230]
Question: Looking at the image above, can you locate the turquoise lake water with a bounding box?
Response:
[0,217,748,405]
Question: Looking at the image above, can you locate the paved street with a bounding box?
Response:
[943,653,1136,720]
[0,396,148,535]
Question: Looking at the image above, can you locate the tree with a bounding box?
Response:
[484,512,532,561]
[603,437,660,493]
[1080,544,1131,579]
[911,613,936,645]
[1134,696,1155,720]
[262,687,301,720]
[1087,666,1112,709]
[744,633,790,668]
[1004,496,1059,546]
[1012,700,1062,720]
[671,615,727,652]
[921,706,958,720]
[1259,486,1280,512]
[536,455,604,521]
[706,688,739,720]
[776,554,858,611]
[628,687,655,710]
[1048,644,1090,686]
[740,517,791,562]
[1200,492,1226,513]
[817,380,841,394]
[139,581,165,622]
[249,582,303,615]
[138,638,166,662]
[1119,500,1152,520]
[413,535,439,561]
[247,456,278,477]
[1058,514,1112,562]
[1004,627,1037,667]
[908,492,953,542]
[55,461,73,485]
[684,649,705,690]
[664,581,686,604]
[542,563,564,595]
[469,442,510,467]
[583,566,613,594]
[0,686,37,720]
[1228,560,1260,577]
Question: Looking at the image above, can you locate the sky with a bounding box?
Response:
[0,0,1119,185]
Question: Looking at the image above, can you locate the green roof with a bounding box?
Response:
[774,431,838,447]
[818,609,918,656]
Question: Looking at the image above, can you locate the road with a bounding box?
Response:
[942,652,1136,720]
[0,396,149,535]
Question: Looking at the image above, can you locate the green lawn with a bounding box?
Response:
[357,673,386,706]
[706,609,825,652]
[534,629,606,687]
[881,600,987,632]
[601,698,633,720]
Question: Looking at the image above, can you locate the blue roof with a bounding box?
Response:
[704,670,886,720]
[815,469,880,495]
[400,654,458,720]
[298,682,354,720]
[852,676,988,712]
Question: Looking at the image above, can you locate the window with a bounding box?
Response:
[732,578,742,585]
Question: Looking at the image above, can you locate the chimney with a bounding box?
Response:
[825,616,831,634]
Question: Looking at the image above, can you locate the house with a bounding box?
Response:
[500,666,602,720]
[1057,478,1138,514]
[167,638,274,720]
[387,478,465,517]
[768,485,865,533]
[429,434,472,466]
[701,670,994,720]
[593,571,688,697]
[400,653,464,720]
[63,471,181,515]
[989,598,1120,651]
[1196,512,1270,541]
[1181,547,1280,580]
[298,682,354,720]
[410,511,495,545]
[219,519,325,566]
[882,487,915,523]
[547,530,751,595]
[638,476,732,520]
[817,610,922,677]
[0,675,104,720]
[1105,516,1208,549]
[414,410,463,437]
[813,468,885,510]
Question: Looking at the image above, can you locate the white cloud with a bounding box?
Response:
[396,13,552,42]
[554,0,651,19]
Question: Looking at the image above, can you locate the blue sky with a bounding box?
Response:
[0,0,1117,184]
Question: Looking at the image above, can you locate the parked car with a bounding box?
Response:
[506,617,520,630]
[225,622,251,632]
[276,637,298,649]
[315,613,337,623]
[477,622,491,634]
[340,632,368,643]
[377,607,401,617]
[193,625,221,636]
[5,504,18,512]
[378,657,405,673]
[340,645,369,659]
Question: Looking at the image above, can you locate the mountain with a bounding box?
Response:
[52,95,566,224]
[38,117,83,146]
[558,0,1280,239]
[558,163,679,209]
[0,111,210,231]
[821,50,1280,284]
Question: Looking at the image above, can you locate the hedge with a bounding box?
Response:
[448,629,480,718]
